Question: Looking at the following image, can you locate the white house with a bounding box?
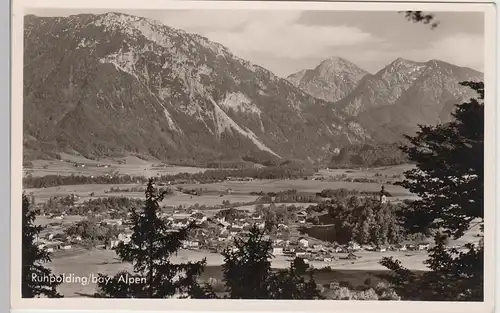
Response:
[299,238,309,248]
[272,247,284,255]
[418,243,430,250]
[181,240,200,249]
[118,233,132,244]
[348,241,361,251]
[335,246,346,253]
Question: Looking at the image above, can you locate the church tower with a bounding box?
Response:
[379,186,388,204]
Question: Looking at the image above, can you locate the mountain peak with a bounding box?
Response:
[386,57,423,69]
[286,57,369,102]
[323,56,350,63]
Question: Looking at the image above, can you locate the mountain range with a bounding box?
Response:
[23,13,484,166]
[288,57,483,142]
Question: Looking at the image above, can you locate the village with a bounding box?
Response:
[32,185,435,269]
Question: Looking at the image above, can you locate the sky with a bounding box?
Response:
[26,9,485,78]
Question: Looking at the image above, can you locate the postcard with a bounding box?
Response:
[10,0,496,312]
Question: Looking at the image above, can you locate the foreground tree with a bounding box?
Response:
[222,226,323,299]
[402,11,439,28]
[96,179,207,298]
[380,81,484,301]
[22,194,62,298]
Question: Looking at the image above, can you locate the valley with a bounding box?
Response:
[26,157,481,298]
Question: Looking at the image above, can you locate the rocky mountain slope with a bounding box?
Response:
[286,56,369,103]
[23,13,373,165]
[332,58,483,141]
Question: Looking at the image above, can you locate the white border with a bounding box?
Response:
[10,1,497,312]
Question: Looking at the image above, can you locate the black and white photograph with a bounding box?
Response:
[12,0,496,309]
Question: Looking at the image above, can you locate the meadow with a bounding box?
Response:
[46,246,431,297]
[25,154,208,177]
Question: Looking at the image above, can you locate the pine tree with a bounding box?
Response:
[96,178,208,298]
[222,225,323,299]
[22,194,62,298]
[222,225,273,299]
[380,81,484,301]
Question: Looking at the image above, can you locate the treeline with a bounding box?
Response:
[42,196,144,217]
[309,196,406,246]
[317,188,382,198]
[24,174,148,189]
[65,218,121,247]
[330,142,409,168]
[23,163,315,189]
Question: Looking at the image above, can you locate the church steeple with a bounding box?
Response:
[379,186,388,204]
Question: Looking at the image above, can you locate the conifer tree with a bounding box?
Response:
[380,81,484,301]
[22,194,62,298]
[222,225,323,299]
[96,178,207,298]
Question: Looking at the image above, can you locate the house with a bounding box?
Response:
[299,238,309,248]
[297,211,307,218]
[418,243,430,250]
[313,244,325,251]
[362,245,375,251]
[251,214,262,220]
[348,241,361,251]
[395,244,407,251]
[277,224,289,229]
[101,219,122,226]
[118,233,132,244]
[334,246,346,253]
[181,240,200,249]
[272,247,284,255]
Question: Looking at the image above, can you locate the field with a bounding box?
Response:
[25,154,208,177]
[320,164,415,179]
[181,179,415,200]
[46,247,430,297]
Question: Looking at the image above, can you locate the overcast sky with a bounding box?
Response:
[26,9,485,77]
